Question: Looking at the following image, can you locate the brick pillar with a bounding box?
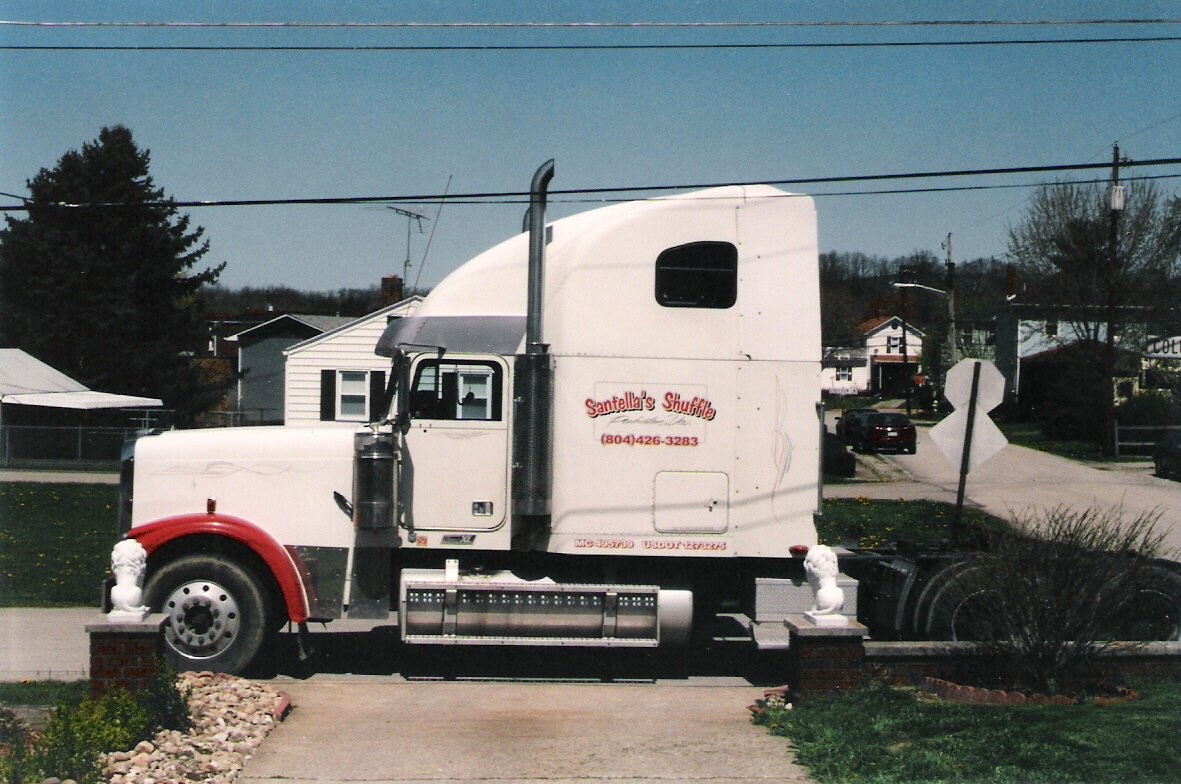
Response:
[785,615,869,699]
[85,614,168,698]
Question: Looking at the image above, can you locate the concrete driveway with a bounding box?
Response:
[240,680,807,784]
[0,609,811,782]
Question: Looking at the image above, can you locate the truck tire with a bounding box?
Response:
[920,563,997,642]
[923,562,1181,642]
[1104,565,1181,641]
[145,555,272,674]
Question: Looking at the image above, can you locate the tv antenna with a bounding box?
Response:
[385,206,429,286]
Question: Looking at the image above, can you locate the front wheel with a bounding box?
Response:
[145,555,272,674]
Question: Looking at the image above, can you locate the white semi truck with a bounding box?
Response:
[111,163,1181,674]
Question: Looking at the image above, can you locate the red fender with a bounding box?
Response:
[129,513,309,624]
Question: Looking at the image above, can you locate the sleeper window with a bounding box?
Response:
[655,241,738,309]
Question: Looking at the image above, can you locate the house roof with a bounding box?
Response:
[857,315,926,337]
[0,349,162,409]
[1022,340,1139,369]
[285,297,422,355]
[227,313,356,342]
[821,346,868,368]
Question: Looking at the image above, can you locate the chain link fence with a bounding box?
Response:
[0,425,141,468]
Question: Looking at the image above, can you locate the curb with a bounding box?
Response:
[271,691,292,722]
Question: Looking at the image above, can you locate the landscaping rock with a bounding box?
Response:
[98,671,286,784]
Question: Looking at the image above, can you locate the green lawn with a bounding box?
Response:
[998,421,1114,462]
[0,483,118,606]
[755,679,1181,784]
[0,680,88,708]
[820,498,1006,549]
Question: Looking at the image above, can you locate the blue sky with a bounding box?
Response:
[2,1,1179,291]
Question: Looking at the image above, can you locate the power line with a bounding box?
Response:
[3,158,1179,212]
[4,36,1181,52]
[3,19,1179,29]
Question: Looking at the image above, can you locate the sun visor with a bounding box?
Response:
[375,315,526,357]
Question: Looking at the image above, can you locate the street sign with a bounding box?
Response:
[930,407,1008,471]
[943,357,1005,413]
[931,358,1008,470]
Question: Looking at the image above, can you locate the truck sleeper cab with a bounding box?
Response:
[117,178,832,673]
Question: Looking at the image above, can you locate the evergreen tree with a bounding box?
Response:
[0,125,225,424]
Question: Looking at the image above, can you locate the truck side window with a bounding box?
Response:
[410,360,503,422]
[655,241,738,309]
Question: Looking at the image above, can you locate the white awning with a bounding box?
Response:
[0,391,163,410]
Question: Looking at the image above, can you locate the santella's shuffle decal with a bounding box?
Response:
[662,392,716,421]
[584,390,716,422]
[587,384,716,446]
[585,391,656,417]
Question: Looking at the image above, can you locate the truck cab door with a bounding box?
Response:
[400,355,509,532]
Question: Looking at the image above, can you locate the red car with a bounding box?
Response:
[854,413,917,454]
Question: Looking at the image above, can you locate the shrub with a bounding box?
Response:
[30,690,149,784]
[1118,392,1180,426]
[946,506,1176,696]
[141,663,191,734]
[11,666,190,784]
[0,707,34,784]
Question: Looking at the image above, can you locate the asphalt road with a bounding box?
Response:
[827,424,1181,556]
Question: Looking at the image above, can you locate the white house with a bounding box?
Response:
[822,316,924,396]
[994,304,1151,402]
[283,297,421,425]
[820,345,869,396]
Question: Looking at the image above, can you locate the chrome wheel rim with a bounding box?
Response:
[163,580,241,659]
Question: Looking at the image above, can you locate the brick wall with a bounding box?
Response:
[782,636,1181,700]
[86,616,166,698]
[865,641,1181,687]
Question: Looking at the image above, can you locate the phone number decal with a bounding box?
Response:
[600,434,699,447]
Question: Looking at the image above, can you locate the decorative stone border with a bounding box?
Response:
[922,676,1139,706]
[748,685,792,716]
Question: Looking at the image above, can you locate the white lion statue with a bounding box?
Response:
[803,545,846,625]
[108,539,150,620]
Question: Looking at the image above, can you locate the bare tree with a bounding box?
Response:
[1006,180,1181,451]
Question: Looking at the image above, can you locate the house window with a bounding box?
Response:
[337,371,370,421]
[654,241,738,309]
[319,369,387,423]
[835,367,853,382]
[887,336,903,353]
[410,360,502,422]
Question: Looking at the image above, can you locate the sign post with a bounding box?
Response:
[930,359,1008,543]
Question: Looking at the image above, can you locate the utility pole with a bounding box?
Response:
[385,206,429,286]
[942,233,959,368]
[1105,144,1124,456]
[898,264,917,416]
